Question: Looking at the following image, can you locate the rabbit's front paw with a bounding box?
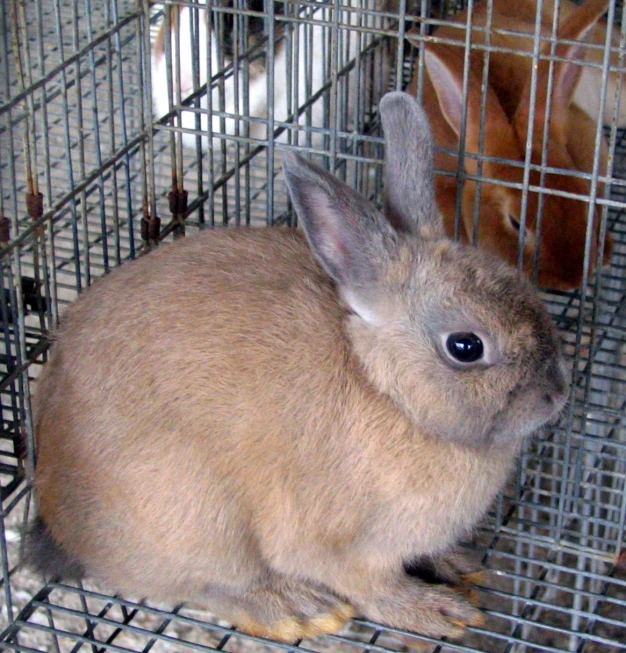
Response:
[359,578,485,640]
[405,550,487,605]
[233,582,354,642]
[409,584,485,639]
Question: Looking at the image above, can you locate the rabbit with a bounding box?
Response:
[26,92,567,643]
[407,0,614,291]
[151,0,391,151]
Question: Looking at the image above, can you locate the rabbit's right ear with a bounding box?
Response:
[378,92,445,240]
[514,0,609,146]
[283,153,398,324]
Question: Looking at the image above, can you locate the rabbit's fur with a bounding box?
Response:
[409,0,614,291]
[151,0,391,151]
[28,93,567,642]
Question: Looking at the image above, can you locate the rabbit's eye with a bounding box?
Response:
[505,213,536,250]
[446,333,484,363]
[508,215,521,232]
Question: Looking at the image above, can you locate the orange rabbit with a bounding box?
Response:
[407,0,614,290]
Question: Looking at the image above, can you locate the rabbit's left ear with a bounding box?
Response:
[514,0,609,146]
[283,152,400,325]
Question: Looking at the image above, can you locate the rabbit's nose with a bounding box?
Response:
[542,359,568,411]
[543,391,566,408]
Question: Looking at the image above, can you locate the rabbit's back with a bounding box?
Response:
[36,229,343,427]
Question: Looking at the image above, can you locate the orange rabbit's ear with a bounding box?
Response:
[422,43,519,176]
[514,0,609,146]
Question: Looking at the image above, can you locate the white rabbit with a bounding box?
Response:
[151,1,392,150]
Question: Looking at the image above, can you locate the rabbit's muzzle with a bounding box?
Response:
[491,356,567,445]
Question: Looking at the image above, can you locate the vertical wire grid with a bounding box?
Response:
[469,0,493,247]
[515,0,543,273]
[452,0,474,243]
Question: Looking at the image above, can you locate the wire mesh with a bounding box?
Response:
[0,0,625,652]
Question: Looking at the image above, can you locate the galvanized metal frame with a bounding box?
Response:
[0,0,625,651]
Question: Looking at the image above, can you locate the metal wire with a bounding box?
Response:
[0,0,625,651]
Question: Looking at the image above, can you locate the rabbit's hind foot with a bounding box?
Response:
[227,579,354,643]
[236,603,355,642]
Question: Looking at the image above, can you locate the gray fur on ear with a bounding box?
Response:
[379,92,445,240]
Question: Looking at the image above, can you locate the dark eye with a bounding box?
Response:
[508,214,521,232]
[446,333,484,363]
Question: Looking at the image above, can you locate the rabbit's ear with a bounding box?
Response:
[421,44,520,176]
[378,92,444,239]
[283,153,396,321]
[515,0,608,145]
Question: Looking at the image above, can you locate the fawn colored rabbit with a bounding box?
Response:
[28,93,566,642]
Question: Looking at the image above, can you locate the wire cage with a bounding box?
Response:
[0,0,625,651]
